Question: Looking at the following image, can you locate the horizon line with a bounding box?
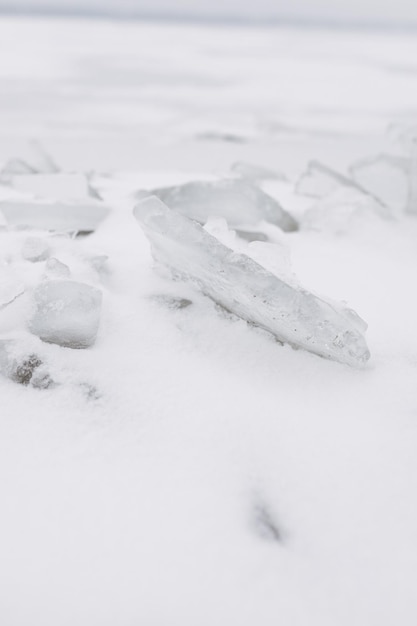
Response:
[1,5,417,33]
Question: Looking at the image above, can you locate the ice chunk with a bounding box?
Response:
[29,280,102,348]
[134,197,370,367]
[150,179,298,232]
[11,173,92,201]
[0,200,110,232]
[0,339,51,387]
[350,154,409,212]
[45,258,71,278]
[22,236,50,262]
[235,229,269,243]
[230,161,286,182]
[152,294,193,310]
[296,161,353,197]
[0,159,37,181]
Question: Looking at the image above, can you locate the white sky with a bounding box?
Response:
[4,0,417,24]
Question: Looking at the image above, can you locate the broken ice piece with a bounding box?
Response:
[0,158,37,182]
[152,294,193,310]
[44,258,71,278]
[0,200,110,232]
[230,161,286,182]
[11,173,92,202]
[134,197,370,367]
[296,160,379,202]
[349,154,409,212]
[0,339,51,387]
[22,236,50,262]
[29,280,102,348]
[150,179,298,232]
[235,229,269,243]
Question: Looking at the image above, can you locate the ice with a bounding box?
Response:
[150,179,298,232]
[235,229,269,242]
[44,258,71,278]
[0,200,110,232]
[350,154,409,212]
[0,339,52,388]
[134,197,370,367]
[22,236,50,262]
[230,161,286,182]
[11,173,92,202]
[29,280,102,349]
[296,161,353,197]
[0,158,37,181]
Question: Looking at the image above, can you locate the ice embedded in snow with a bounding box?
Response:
[29,280,102,349]
[134,196,370,367]
[10,173,93,202]
[296,160,386,210]
[0,339,52,388]
[44,257,71,279]
[230,161,286,182]
[349,154,409,213]
[0,200,110,233]
[22,236,50,262]
[0,158,37,182]
[149,179,298,232]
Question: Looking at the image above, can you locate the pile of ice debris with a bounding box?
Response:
[1,132,417,385]
[0,147,108,389]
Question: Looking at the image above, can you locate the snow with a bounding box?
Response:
[0,16,417,626]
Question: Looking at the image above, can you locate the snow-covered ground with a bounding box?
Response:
[1,16,417,626]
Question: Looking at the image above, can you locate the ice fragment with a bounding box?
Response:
[0,200,110,232]
[350,154,409,212]
[230,161,286,182]
[0,339,51,387]
[11,173,92,201]
[29,280,102,348]
[22,237,50,262]
[151,179,298,231]
[134,197,370,367]
[45,258,71,278]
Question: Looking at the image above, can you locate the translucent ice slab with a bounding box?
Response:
[0,200,110,232]
[11,173,92,202]
[150,179,298,232]
[134,197,370,367]
[350,154,409,213]
[29,280,102,348]
[230,161,286,182]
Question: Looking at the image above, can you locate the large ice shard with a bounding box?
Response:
[0,200,110,232]
[133,197,370,367]
[149,179,298,232]
[29,280,102,348]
